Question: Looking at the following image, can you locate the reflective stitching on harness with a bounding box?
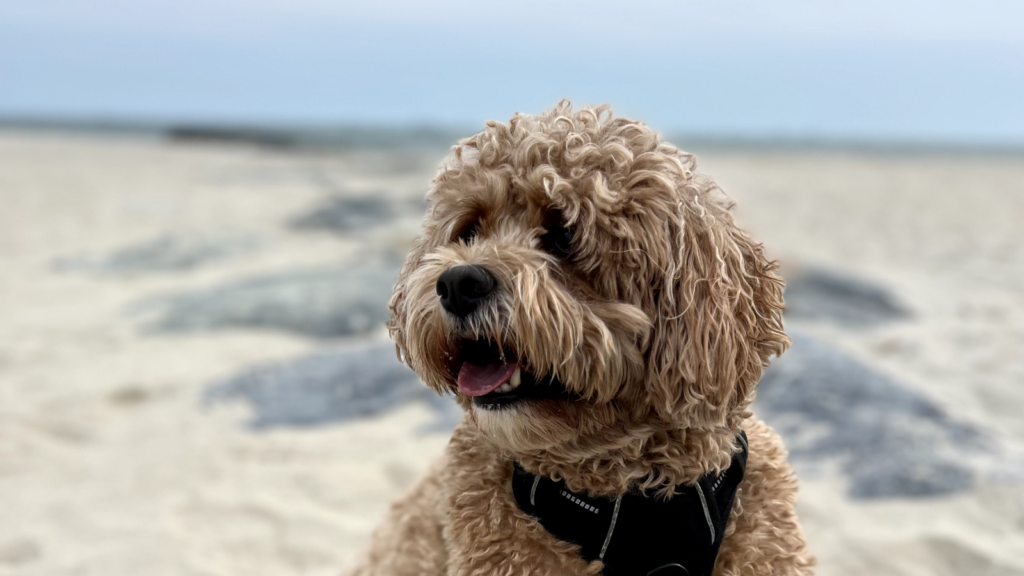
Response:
[530,475,541,506]
[694,483,715,544]
[599,494,624,561]
[559,490,599,513]
[710,469,728,494]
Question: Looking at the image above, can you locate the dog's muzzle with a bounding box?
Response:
[436,264,496,318]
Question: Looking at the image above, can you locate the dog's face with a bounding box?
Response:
[389,103,788,456]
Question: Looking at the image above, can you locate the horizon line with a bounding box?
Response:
[2,115,1022,156]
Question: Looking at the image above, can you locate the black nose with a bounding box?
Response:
[436,265,496,317]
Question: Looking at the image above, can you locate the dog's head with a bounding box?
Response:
[389,102,787,456]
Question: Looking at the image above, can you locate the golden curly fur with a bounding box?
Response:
[347,101,814,575]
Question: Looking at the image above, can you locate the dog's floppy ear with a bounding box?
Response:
[646,179,788,431]
[388,212,448,388]
[387,233,425,369]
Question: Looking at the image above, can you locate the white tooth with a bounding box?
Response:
[510,368,521,389]
[498,383,511,393]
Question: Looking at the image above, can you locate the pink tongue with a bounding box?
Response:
[457,361,518,397]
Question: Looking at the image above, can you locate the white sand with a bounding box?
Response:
[0,131,1021,575]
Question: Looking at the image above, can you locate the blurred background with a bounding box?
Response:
[1,2,1022,575]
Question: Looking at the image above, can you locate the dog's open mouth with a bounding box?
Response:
[456,338,566,410]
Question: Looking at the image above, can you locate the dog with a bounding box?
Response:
[348,101,814,576]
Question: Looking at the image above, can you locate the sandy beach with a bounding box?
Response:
[1,129,1022,576]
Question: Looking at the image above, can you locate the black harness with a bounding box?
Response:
[512,432,747,576]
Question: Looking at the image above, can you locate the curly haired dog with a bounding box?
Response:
[348,101,814,576]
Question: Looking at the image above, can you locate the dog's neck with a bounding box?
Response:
[511,418,742,498]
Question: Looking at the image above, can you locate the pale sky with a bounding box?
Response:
[2,0,1023,143]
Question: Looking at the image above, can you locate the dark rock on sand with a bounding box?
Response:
[757,332,986,498]
[289,195,397,233]
[205,342,460,430]
[142,263,396,338]
[783,267,910,327]
[288,195,427,234]
[55,234,257,275]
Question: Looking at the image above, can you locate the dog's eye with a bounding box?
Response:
[541,220,574,258]
[454,222,479,244]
